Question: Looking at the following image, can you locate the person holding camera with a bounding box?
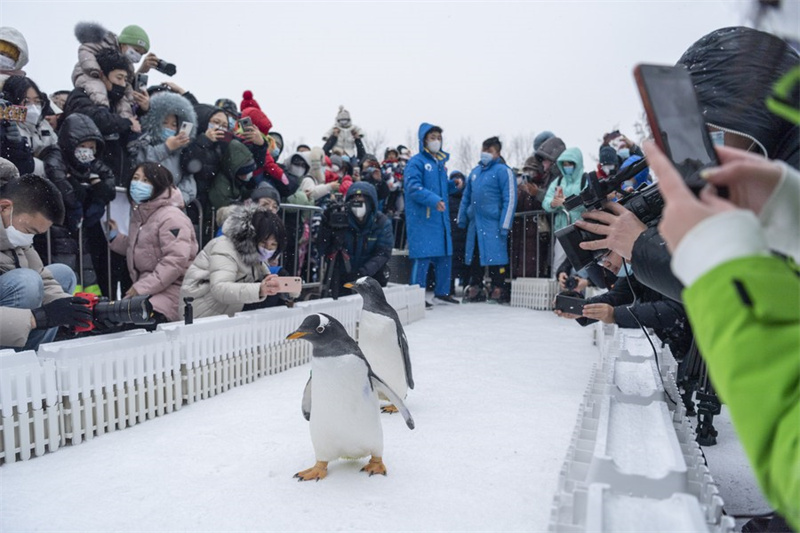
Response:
[318,181,394,293]
[457,136,516,303]
[180,205,285,319]
[404,123,462,305]
[132,91,197,205]
[543,147,590,269]
[0,173,91,351]
[107,162,197,324]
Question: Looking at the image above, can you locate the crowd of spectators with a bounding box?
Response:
[0,18,797,531]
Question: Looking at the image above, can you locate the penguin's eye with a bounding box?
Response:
[316,325,325,334]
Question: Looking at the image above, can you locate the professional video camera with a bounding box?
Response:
[555,157,665,271]
[74,292,155,332]
[323,193,350,229]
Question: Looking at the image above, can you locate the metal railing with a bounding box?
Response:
[509,210,555,279]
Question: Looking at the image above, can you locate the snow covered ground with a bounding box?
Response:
[0,304,766,532]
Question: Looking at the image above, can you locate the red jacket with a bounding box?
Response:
[325,169,353,196]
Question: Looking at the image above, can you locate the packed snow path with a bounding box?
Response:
[1,305,599,531]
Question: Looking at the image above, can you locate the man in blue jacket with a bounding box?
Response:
[403,123,463,305]
[458,137,516,303]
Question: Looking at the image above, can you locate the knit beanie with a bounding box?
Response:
[240,90,261,111]
[242,107,272,135]
[336,105,350,122]
[96,49,130,76]
[118,25,150,52]
[599,145,617,165]
[250,182,281,207]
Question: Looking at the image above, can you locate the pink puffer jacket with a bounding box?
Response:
[110,187,198,321]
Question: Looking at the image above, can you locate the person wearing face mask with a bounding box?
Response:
[106,163,197,325]
[318,182,394,292]
[404,122,463,306]
[512,156,550,278]
[1,76,58,176]
[61,49,142,186]
[322,105,365,158]
[0,27,29,89]
[71,22,159,123]
[596,144,618,181]
[133,91,197,205]
[543,147,590,269]
[457,137,516,303]
[208,139,258,210]
[181,205,287,318]
[0,173,92,351]
[36,113,117,297]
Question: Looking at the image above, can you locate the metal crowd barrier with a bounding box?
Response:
[508,209,554,279]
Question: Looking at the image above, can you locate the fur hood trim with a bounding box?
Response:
[140,92,198,143]
[75,21,110,44]
[221,204,261,267]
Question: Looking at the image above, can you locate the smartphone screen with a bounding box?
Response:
[634,64,721,194]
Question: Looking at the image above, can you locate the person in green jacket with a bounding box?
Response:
[208,139,256,210]
[542,146,589,269]
[648,140,799,531]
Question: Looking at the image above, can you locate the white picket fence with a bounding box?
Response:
[548,323,736,533]
[0,284,425,465]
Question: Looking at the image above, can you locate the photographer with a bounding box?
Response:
[318,182,393,292]
[0,174,91,350]
[650,140,799,531]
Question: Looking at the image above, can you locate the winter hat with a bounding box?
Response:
[522,156,540,173]
[535,136,566,162]
[250,182,281,207]
[0,157,20,186]
[336,105,351,122]
[96,49,130,76]
[215,98,239,118]
[236,161,257,177]
[599,145,617,165]
[329,154,343,170]
[533,130,555,151]
[384,147,398,159]
[240,90,261,112]
[241,107,272,135]
[118,25,150,52]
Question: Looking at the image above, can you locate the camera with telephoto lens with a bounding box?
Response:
[73,292,155,332]
[154,59,177,77]
[563,275,579,291]
[555,157,666,271]
[324,193,350,229]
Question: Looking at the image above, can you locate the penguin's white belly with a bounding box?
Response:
[358,310,407,399]
[309,354,383,462]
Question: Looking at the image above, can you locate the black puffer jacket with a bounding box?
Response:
[181,104,227,203]
[631,225,684,302]
[678,26,799,168]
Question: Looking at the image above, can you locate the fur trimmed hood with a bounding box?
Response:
[0,27,29,70]
[75,21,112,45]
[221,204,261,267]
[140,92,197,143]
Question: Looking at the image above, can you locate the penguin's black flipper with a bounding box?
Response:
[396,322,414,390]
[369,373,415,430]
[302,375,312,421]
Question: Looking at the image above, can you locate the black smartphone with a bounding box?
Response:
[238,116,253,130]
[135,73,148,92]
[555,294,587,315]
[634,64,724,196]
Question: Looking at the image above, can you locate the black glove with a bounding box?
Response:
[32,297,92,330]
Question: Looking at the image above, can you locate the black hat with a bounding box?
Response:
[214,98,240,118]
[251,182,281,207]
[599,145,617,165]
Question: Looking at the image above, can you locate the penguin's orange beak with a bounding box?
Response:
[286,331,308,340]
[343,283,354,289]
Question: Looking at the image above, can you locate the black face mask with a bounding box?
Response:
[108,83,126,103]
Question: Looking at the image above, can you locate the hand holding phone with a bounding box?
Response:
[238,116,253,130]
[554,294,587,316]
[275,276,302,294]
[179,121,194,137]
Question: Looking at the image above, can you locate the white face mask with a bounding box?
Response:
[25,104,42,125]
[0,55,16,70]
[427,140,442,153]
[74,147,95,164]
[351,205,367,219]
[3,209,35,248]
[258,246,275,262]
[601,164,615,175]
[124,48,143,64]
[290,164,306,177]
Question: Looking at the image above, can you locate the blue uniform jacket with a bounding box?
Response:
[403,122,458,259]
[457,157,516,266]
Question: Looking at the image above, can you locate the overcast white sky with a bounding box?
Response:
[3,0,743,170]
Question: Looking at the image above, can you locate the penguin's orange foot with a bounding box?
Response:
[361,456,387,477]
[294,461,328,481]
[381,404,399,414]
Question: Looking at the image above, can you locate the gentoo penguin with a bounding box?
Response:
[287,313,414,481]
[344,276,413,414]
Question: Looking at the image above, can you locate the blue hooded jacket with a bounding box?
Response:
[542,146,589,233]
[457,156,516,266]
[403,122,459,259]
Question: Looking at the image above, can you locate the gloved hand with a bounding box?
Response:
[3,120,23,143]
[32,297,92,330]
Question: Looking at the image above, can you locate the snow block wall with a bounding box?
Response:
[0,284,426,465]
[548,324,736,533]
